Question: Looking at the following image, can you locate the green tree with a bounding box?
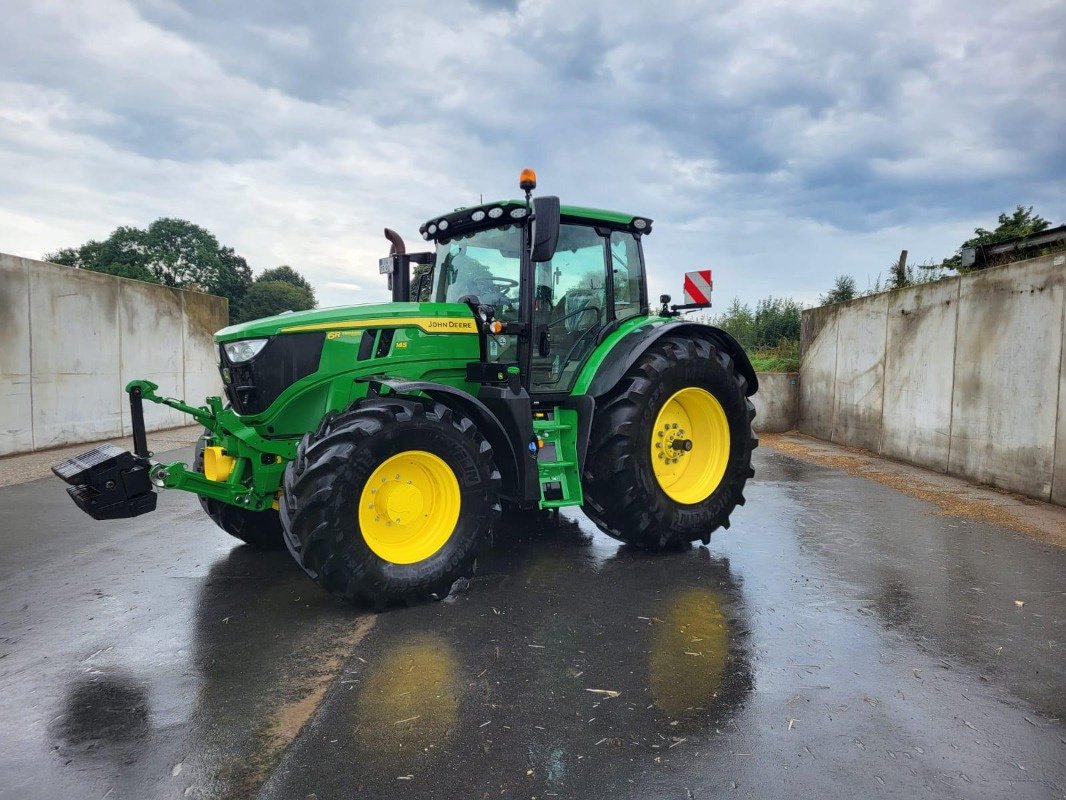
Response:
[237,280,316,323]
[712,297,800,348]
[753,297,801,344]
[710,298,754,343]
[820,275,857,305]
[45,218,253,322]
[943,205,1052,271]
[711,296,802,372]
[258,265,316,301]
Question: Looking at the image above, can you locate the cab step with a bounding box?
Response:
[533,408,583,509]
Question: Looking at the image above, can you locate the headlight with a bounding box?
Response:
[223,338,268,363]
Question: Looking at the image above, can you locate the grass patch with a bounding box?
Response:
[746,340,799,373]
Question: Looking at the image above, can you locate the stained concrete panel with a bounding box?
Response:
[119,281,187,434]
[798,310,837,441]
[831,294,887,452]
[881,279,960,472]
[0,256,34,455]
[1054,297,1066,505]
[752,372,799,433]
[950,258,1065,498]
[182,291,227,412]
[29,263,123,448]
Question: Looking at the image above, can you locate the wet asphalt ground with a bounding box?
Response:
[1,443,1064,799]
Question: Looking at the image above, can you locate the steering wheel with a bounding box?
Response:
[491,276,519,289]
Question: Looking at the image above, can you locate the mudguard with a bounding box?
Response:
[586,321,759,398]
[359,376,531,503]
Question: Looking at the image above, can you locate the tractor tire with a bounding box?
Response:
[279,397,500,607]
[583,335,756,550]
[192,433,285,550]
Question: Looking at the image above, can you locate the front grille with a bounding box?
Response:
[220,332,325,415]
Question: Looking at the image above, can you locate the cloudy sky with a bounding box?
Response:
[1,0,1063,309]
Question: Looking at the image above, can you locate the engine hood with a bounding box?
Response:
[214,302,477,342]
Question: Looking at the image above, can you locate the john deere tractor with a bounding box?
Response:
[54,170,758,607]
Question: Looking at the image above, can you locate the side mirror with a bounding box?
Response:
[530,196,560,263]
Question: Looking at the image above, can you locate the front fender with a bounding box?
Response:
[585,320,758,398]
[357,376,533,503]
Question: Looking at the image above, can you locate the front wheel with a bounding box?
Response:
[583,335,756,549]
[193,433,285,550]
[280,397,500,606]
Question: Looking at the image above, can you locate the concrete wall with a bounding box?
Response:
[800,252,1066,505]
[752,372,799,433]
[0,253,228,456]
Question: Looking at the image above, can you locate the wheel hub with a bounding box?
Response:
[650,387,730,505]
[358,451,461,564]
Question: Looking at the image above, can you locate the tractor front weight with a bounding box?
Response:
[125,379,292,512]
[52,379,290,520]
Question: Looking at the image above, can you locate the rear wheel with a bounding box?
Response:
[280,397,500,606]
[193,433,285,550]
[583,336,756,549]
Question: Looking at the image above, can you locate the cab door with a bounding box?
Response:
[529,224,610,394]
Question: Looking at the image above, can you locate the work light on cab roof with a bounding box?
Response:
[53,168,759,609]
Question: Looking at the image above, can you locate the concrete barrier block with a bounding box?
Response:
[182,291,227,411]
[29,263,123,448]
[119,280,187,434]
[831,294,887,451]
[950,257,1065,498]
[752,372,798,432]
[799,309,837,440]
[881,279,960,471]
[0,256,34,456]
[1054,303,1066,506]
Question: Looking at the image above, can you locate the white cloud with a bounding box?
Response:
[0,0,1062,314]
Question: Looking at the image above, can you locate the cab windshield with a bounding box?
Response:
[434,224,523,321]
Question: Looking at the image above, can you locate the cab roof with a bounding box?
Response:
[419,199,652,244]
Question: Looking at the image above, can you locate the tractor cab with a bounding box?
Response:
[383,170,652,397]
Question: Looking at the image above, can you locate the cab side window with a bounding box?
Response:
[609,232,644,322]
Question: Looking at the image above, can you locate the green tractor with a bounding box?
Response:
[54,171,758,607]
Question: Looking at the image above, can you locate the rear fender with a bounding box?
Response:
[586,321,758,398]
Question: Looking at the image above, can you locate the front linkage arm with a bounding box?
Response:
[125,379,295,512]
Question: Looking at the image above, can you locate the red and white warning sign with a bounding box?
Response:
[683,269,713,305]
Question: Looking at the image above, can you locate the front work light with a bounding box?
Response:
[224,339,268,363]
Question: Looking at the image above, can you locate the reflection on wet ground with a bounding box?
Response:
[261,515,755,798]
[1,445,1064,799]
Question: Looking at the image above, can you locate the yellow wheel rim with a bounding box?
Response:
[650,387,730,504]
[358,450,461,564]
